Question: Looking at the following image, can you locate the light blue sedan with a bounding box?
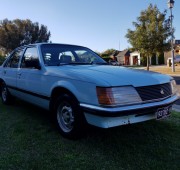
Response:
[0,43,179,139]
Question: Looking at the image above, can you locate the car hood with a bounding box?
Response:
[46,65,172,87]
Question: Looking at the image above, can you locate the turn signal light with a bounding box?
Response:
[96,87,115,105]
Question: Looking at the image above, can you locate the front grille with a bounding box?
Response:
[135,83,172,101]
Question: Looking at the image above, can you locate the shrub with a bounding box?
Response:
[0,55,6,65]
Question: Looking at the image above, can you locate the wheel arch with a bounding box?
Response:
[0,78,4,89]
[50,86,79,111]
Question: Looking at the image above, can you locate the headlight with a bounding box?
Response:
[171,80,179,95]
[96,86,142,106]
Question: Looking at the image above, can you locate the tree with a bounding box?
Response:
[126,4,171,70]
[100,48,116,62]
[0,19,51,53]
[101,49,116,56]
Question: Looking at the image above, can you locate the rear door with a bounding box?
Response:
[2,49,24,92]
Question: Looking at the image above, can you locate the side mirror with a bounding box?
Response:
[25,59,41,70]
[33,60,41,70]
[34,63,41,70]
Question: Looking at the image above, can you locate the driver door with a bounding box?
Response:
[17,47,44,103]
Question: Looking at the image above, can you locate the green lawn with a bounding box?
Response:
[0,100,179,170]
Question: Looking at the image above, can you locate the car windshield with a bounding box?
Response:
[40,44,107,66]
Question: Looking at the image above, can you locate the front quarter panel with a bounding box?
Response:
[51,79,99,105]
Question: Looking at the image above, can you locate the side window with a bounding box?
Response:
[5,50,23,68]
[75,50,94,63]
[21,47,40,69]
[59,51,75,63]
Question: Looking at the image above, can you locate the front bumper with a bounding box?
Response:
[80,95,179,128]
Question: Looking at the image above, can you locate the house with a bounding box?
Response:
[164,40,180,65]
[110,48,166,66]
[130,51,141,65]
[116,50,130,65]
[110,49,141,66]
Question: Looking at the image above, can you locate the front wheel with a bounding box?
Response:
[54,94,86,139]
[1,82,13,105]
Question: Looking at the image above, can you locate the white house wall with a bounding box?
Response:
[130,51,141,65]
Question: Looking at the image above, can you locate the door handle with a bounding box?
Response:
[17,73,22,78]
[3,70,6,74]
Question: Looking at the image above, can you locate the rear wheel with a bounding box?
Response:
[54,93,86,139]
[1,82,13,105]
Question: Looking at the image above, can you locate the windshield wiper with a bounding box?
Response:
[90,62,108,65]
[56,62,108,66]
[57,62,90,66]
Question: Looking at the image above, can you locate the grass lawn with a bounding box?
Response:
[0,100,179,170]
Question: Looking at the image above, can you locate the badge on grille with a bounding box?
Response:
[160,89,164,95]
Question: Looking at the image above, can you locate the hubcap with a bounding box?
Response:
[2,86,7,102]
[57,102,74,133]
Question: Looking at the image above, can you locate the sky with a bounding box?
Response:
[0,0,179,52]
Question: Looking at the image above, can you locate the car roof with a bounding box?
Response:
[18,43,87,49]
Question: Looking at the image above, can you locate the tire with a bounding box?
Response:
[54,93,86,139]
[1,82,13,105]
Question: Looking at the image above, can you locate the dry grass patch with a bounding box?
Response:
[148,65,180,75]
